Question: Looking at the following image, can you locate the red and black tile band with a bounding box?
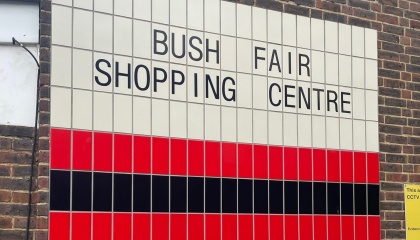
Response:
[51,170,379,215]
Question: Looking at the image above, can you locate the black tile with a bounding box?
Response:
[114,173,132,212]
[152,175,169,212]
[299,182,312,214]
[188,177,204,213]
[93,172,112,211]
[327,183,340,214]
[50,170,71,211]
[354,184,367,215]
[254,180,268,214]
[238,179,252,214]
[205,178,220,213]
[313,182,326,214]
[284,181,298,214]
[72,171,92,211]
[171,176,186,213]
[269,180,283,214]
[222,179,237,213]
[368,184,379,215]
[341,183,354,215]
[133,174,151,212]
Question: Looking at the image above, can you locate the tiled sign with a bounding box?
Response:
[49,0,380,239]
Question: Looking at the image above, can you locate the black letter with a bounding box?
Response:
[298,87,310,109]
[206,74,220,99]
[154,29,168,55]
[134,65,150,91]
[288,52,292,74]
[206,39,219,64]
[153,67,168,92]
[95,59,112,86]
[285,85,296,108]
[269,50,281,73]
[172,33,186,59]
[171,70,185,94]
[313,88,324,111]
[269,83,282,107]
[222,77,236,102]
[341,92,351,114]
[299,54,310,77]
[255,47,266,70]
[115,61,131,89]
[327,90,338,112]
[194,73,199,97]
[189,36,203,61]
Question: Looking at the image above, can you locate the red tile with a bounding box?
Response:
[300,215,313,240]
[134,135,151,174]
[341,151,353,183]
[254,145,268,179]
[206,214,220,240]
[355,216,367,240]
[368,216,380,240]
[114,213,131,240]
[189,140,204,176]
[314,215,327,240]
[313,149,326,181]
[94,132,112,172]
[171,139,187,175]
[299,148,312,181]
[284,215,298,240]
[238,144,252,178]
[133,213,150,240]
[255,214,268,240]
[354,152,366,183]
[327,150,340,182]
[269,146,283,180]
[222,142,237,178]
[152,137,169,174]
[50,128,71,170]
[205,141,220,177]
[222,215,237,240]
[238,214,253,240]
[189,214,204,240]
[284,147,298,180]
[342,216,354,240]
[269,215,283,240]
[93,213,111,240]
[50,212,70,240]
[171,214,186,240]
[73,130,92,171]
[367,153,379,184]
[328,216,340,240]
[72,213,91,240]
[153,214,169,240]
[114,134,132,173]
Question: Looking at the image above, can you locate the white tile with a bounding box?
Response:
[152,0,169,24]
[352,57,365,89]
[114,94,132,134]
[51,46,71,87]
[205,0,220,33]
[221,36,237,72]
[52,5,72,46]
[170,101,187,138]
[340,118,353,150]
[238,108,252,143]
[237,4,252,39]
[311,18,324,51]
[204,68,221,105]
[74,0,93,10]
[325,85,339,117]
[188,30,204,67]
[205,104,220,141]
[253,110,268,145]
[51,87,71,128]
[221,107,236,142]
[282,13,296,46]
[282,79,297,113]
[188,0,203,31]
[114,16,132,56]
[325,53,338,85]
[52,0,71,6]
[353,120,366,151]
[188,103,204,140]
[252,7,267,42]
[94,13,113,53]
[311,83,325,116]
[366,90,378,121]
[94,0,112,13]
[253,75,267,110]
[133,97,151,135]
[339,55,352,87]
[267,44,282,79]
[298,114,312,148]
[152,99,169,137]
[170,0,187,27]
[187,67,204,103]
[297,48,311,82]
[152,61,169,99]
[268,10,282,44]
[221,1,236,36]
[170,27,187,65]
[132,58,151,97]
[237,38,252,74]
[325,21,338,53]
[152,24,170,62]
[73,49,92,90]
[339,23,351,55]
[365,59,378,90]
[352,26,364,57]
[326,117,339,149]
[352,88,365,120]
[365,29,378,59]
[282,46,296,80]
[340,86,352,119]
[312,116,326,149]
[133,20,151,59]
[170,64,187,101]
[221,71,236,107]
[114,0,132,17]
[311,51,324,84]
[297,81,311,115]
[283,113,297,146]
[268,111,282,145]
[237,73,252,108]
[297,16,310,49]
[366,121,379,152]
[73,9,93,50]
[205,33,221,69]
[268,77,283,112]
[134,0,151,21]
[113,55,132,95]
[93,92,112,132]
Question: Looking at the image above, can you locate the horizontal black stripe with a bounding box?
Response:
[50,170,379,215]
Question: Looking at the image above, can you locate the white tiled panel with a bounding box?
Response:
[93,91,112,131]
[152,0,169,24]
[170,101,187,138]
[113,94,132,134]
[188,103,204,140]
[133,97,151,135]
[73,89,93,130]
[51,46,71,87]
[73,9,92,50]
[297,16,310,49]
[73,49,93,90]
[268,10,282,44]
[51,87,71,128]
[221,107,236,142]
[253,110,268,144]
[51,5,72,46]
[170,0,186,27]
[252,7,267,42]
